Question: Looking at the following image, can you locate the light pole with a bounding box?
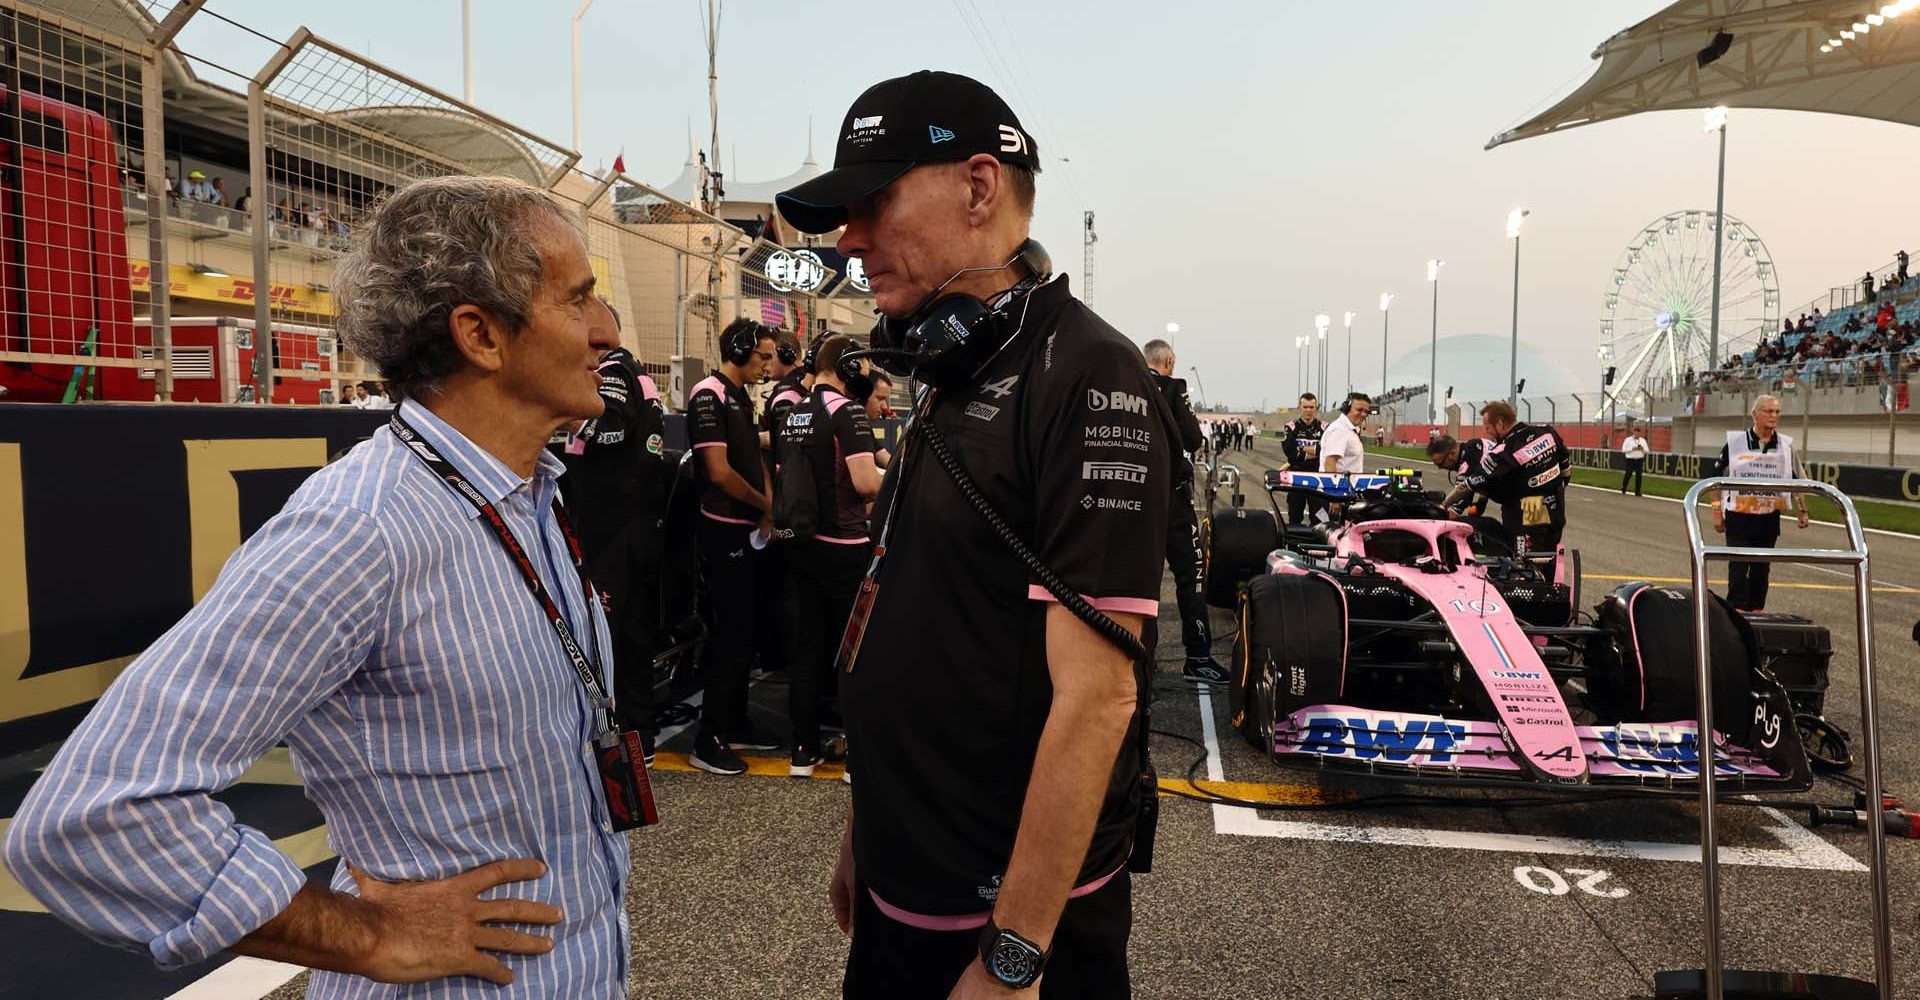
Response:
[1704,105,1729,370]
[1426,259,1445,424]
[1314,314,1330,402]
[1379,293,1393,398]
[1343,310,1356,395]
[1506,208,1529,407]
[1294,335,1307,397]
[572,0,598,152]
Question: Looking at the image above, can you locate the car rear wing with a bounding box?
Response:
[1670,477,1888,1000]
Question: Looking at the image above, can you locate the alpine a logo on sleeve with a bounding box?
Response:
[1082,461,1149,484]
[1087,388,1149,415]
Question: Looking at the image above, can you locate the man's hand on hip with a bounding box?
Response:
[348,858,563,986]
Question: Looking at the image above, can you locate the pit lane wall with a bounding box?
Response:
[0,402,899,755]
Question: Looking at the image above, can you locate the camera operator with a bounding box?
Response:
[778,70,1167,997]
[1143,338,1226,684]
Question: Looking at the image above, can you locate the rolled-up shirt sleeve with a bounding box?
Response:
[2,500,389,969]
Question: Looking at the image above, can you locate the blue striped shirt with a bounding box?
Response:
[3,399,630,999]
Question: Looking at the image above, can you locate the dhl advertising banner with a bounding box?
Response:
[129,260,336,314]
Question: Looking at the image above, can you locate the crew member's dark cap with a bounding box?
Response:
[775,70,1038,234]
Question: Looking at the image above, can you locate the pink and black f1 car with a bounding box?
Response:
[1211,470,1821,794]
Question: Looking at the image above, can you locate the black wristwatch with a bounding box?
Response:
[979,920,1049,989]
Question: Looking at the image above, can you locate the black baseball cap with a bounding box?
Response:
[775,70,1039,234]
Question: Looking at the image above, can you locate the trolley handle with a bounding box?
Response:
[1680,476,1868,560]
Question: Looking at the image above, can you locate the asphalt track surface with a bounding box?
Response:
[3,432,1915,999]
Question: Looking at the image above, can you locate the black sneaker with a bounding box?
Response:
[1183,656,1231,686]
[690,734,747,776]
[790,744,825,777]
[725,727,782,752]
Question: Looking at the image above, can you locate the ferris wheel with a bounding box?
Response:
[1599,210,1779,406]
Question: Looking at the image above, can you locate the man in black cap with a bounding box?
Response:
[780,71,1167,999]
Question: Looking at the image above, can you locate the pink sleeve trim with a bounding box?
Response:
[637,373,661,401]
[1025,585,1159,617]
[692,441,727,449]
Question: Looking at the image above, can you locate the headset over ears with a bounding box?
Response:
[863,238,1052,389]
[719,318,765,367]
[777,340,800,367]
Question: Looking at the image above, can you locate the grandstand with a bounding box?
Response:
[1713,254,1920,393]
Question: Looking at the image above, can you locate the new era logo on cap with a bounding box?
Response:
[929,125,956,144]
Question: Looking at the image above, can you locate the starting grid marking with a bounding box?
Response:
[1194,689,1866,873]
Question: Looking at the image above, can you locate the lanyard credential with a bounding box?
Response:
[389,412,614,739]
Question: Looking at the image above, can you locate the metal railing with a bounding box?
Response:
[1677,478,1889,1000]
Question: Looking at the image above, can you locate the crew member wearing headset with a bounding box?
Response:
[1711,393,1808,611]
[1475,400,1571,554]
[753,330,806,706]
[773,334,882,776]
[1319,392,1372,475]
[685,318,780,776]
[1143,337,1226,684]
[778,70,1168,997]
[548,303,671,763]
[1280,393,1326,525]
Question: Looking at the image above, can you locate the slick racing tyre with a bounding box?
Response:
[1232,572,1346,749]
[1203,506,1279,609]
[1593,583,1754,724]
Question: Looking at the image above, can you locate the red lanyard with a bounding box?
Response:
[390,413,613,736]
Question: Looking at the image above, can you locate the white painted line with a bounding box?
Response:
[1197,689,1865,872]
[163,957,305,1000]
[1568,482,1920,541]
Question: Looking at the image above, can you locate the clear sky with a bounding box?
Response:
[176,0,1920,409]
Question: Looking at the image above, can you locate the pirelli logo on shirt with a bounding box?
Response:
[1082,460,1149,484]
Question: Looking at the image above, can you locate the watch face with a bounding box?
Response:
[990,938,1040,985]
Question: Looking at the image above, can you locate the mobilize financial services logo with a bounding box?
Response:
[1082,461,1148,484]
[1087,388,1149,415]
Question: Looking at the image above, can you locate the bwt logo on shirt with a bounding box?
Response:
[1087,389,1149,415]
[1082,461,1149,484]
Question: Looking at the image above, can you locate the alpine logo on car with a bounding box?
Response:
[1294,712,1468,763]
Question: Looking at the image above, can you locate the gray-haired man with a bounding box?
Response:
[6,175,634,997]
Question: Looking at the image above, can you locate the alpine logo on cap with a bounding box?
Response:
[929,125,956,144]
[998,124,1029,155]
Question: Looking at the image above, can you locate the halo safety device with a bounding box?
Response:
[851,239,1052,390]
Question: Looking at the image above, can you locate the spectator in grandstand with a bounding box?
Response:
[3,174,634,996]
[182,169,213,202]
[272,197,290,224]
[771,334,881,775]
[685,317,780,776]
[1619,421,1649,497]
[777,70,1157,997]
[1711,394,1809,611]
[1899,249,1910,284]
[1863,270,1877,303]
[300,201,318,228]
[208,177,229,208]
[235,185,252,214]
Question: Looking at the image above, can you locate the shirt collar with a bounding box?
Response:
[398,398,559,516]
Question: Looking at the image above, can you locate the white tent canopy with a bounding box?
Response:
[1487,0,1920,150]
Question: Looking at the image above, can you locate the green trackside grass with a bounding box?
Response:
[1365,444,1920,536]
